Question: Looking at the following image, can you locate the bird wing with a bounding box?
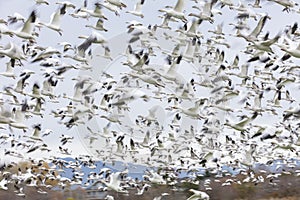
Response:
[174,0,184,12]
[21,10,36,34]
[50,4,66,27]
[250,15,268,38]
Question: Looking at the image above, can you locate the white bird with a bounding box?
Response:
[7,10,37,40]
[26,83,45,100]
[35,0,49,5]
[81,2,107,19]
[7,12,25,24]
[126,0,145,18]
[187,189,210,200]
[56,1,76,9]
[267,0,298,11]
[143,170,166,184]
[135,183,151,195]
[159,0,187,23]
[14,70,34,94]
[249,0,262,8]
[97,46,112,60]
[101,172,128,193]
[218,0,234,8]
[77,32,107,57]
[98,2,120,16]
[234,14,270,42]
[153,193,169,200]
[69,8,89,19]
[0,59,16,79]
[224,112,258,132]
[31,46,61,63]
[105,195,115,200]
[0,103,15,126]
[0,18,7,25]
[10,102,29,131]
[85,19,107,32]
[278,43,300,58]
[189,0,217,23]
[0,42,26,60]
[42,75,58,99]
[28,124,43,141]
[126,71,164,88]
[38,4,67,36]
[105,0,127,9]
[0,177,8,190]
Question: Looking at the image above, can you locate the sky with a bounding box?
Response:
[0,0,300,170]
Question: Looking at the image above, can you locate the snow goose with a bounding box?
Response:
[69,0,90,19]
[8,10,37,40]
[81,2,107,19]
[29,98,44,117]
[35,0,49,5]
[77,31,107,57]
[31,46,61,63]
[0,103,15,125]
[249,33,280,53]
[105,0,127,9]
[85,19,107,32]
[7,12,25,24]
[38,4,67,36]
[27,124,43,142]
[218,0,234,8]
[105,195,115,200]
[26,83,45,101]
[101,172,128,193]
[249,0,262,8]
[0,42,26,60]
[41,75,58,99]
[278,42,300,58]
[10,102,29,131]
[98,2,120,16]
[157,15,171,29]
[208,23,225,37]
[97,46,112,60]
[135,183,150,195]
[187,189,210,200]
[0,177,8,190]
[158,0,187,23]
[177,19,203,39]
[0,59,16,79]
[143,170,166,184]
[189,0,217,23]
[170,100,206,119]
[155,55,183,84]
[224,112,259,132]
[14,70,34,94]
[126,71,164,88]
[267,0,298,12]
[56,1,76,9]
[0,18,7,25]
[57,41,73,52]
[233,14,270,42]
[126,0,145,18]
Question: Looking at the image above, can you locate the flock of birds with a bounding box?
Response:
[0,0,300,199]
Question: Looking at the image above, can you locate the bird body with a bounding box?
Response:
[101,172,128,193]
[187,189,210,200]
[0,42,26,60]
[81,3,107,19]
